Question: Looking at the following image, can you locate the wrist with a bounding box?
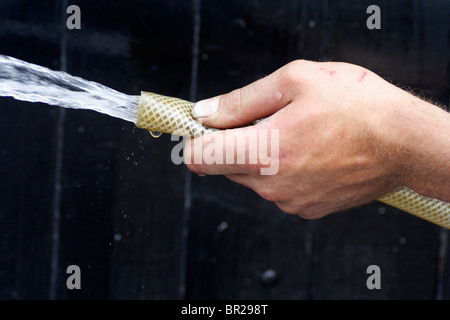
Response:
[392,94,450,201]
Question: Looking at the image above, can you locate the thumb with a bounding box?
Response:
[192,70,292,129]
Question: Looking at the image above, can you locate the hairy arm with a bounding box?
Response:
[186,60,450,219]
[393,94,450,201]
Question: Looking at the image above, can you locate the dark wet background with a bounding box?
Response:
[0,0,449,299]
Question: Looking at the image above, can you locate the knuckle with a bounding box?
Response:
[259,191,280,203]
[275,200,319,218]
[275,201,298,215]
[297,210,318,220]
[278,59,308,88]
[185,162,202,176]
[223,88,243,113]
[285,59,308,70]
[257,187,284,203]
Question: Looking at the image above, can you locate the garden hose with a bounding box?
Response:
[136,91,450,229]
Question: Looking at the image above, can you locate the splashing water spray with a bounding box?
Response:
[1,54,449,229]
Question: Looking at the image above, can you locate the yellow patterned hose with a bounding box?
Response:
[136,91,217,137]
[136,91,450,229]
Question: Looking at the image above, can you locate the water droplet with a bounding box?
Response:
[150,131,162,138]
[217,221,228,232]
[260,269,279,288]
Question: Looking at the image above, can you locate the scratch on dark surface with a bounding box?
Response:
[49,0,68,300]
[179,0,202,300]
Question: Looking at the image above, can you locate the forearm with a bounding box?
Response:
[394,94,450,202]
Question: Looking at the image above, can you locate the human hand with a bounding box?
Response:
[185,60,450,219]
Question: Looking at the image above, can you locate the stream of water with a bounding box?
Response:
[0,54,139,123]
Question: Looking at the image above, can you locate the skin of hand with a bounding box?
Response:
[185,60,450,219]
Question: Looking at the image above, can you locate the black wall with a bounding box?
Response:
[0,0,449,299]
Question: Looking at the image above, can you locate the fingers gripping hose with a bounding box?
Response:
[136,91,450,229]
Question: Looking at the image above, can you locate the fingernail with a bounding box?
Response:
[193,97,219,118]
